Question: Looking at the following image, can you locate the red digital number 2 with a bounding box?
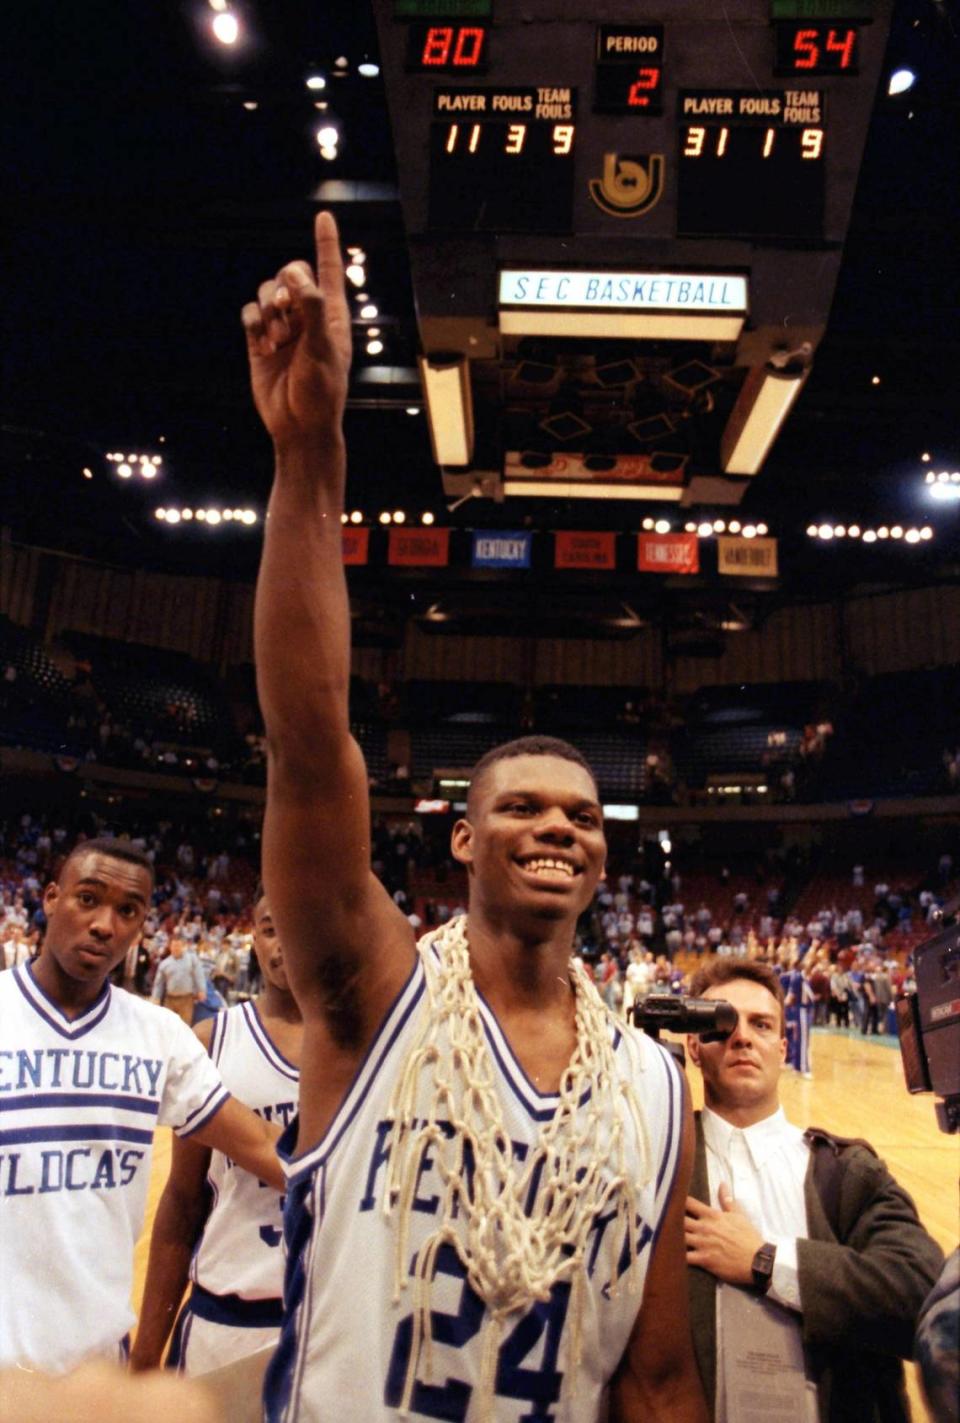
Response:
[627,67,660,106]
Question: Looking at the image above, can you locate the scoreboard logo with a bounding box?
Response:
[589,153,664,217]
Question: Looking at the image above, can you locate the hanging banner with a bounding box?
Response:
[471,530,532,569]
[637,532,699,574]
[554,531,617,569]
[717,535,778,577]
[342,527,370,565]
[388,527,450,567]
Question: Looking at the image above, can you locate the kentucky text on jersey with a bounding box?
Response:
[0,1048,164,1095]
[359,1116,655,1281]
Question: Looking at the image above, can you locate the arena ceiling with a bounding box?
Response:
[2,1,959,635]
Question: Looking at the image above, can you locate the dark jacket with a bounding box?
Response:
[687,1114,944,1423]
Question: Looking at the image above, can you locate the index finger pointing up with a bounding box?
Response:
[314,210,346,300]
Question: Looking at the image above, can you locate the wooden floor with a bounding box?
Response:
[133,1027,958,1419]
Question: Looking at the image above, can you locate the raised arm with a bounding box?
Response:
[247,213,414,1032]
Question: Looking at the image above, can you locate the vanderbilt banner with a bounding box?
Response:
[717,535,778,577]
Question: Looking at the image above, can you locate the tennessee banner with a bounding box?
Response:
[388,527,450,567]
[342,527,370,565]
[554,531,617,570]
[717,535,778,577]
[637,532,699,574]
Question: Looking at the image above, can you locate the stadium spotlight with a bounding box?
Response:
[379,511,392,524]
[349,510,363,524]
[655,518,671,533]
[211,10,239,45]
[421,512,435,525]
[888,68,916,96]
[393,511,406,524]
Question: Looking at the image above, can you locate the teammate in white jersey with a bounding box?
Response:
[246,215,707,1422]
[0,838,285,1375]
[132,890,302,1375]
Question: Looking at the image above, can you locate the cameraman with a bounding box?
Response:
[682,958,942,1422]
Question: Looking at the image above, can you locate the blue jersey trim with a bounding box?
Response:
[279,957,424,1184]
[0,1122,155,1146]
[0,1091,161,1116]
[246,1002,300,1083]
[648,1046,685,1255]
[177,1085,231,1138]
[15,963,113,1040]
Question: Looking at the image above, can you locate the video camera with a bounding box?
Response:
[632,994,737,1067]
[895,912,960,1134]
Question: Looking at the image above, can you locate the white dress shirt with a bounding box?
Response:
[702,1105,818,1423]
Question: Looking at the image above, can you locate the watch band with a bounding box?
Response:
[751,1242,777,1294]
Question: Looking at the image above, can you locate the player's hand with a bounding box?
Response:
[684,1187,764,1285]
[242,211,352,449]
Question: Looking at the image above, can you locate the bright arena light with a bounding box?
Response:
[756,523,768,536]
[742,525,757,538]
[642,517,654,531]
[366,339,384,356]
[807,524,818,537]
[345,264,366,287]
[349,510,363,524]
[713,519,725,532]
[834,525,846,537]
[818,524,834,540]
[182,508,194,520]
[241,510,258,525]
[211,11,239,45]
[888,68,916,96]
[155,508,167,520]
[421,511,435,525]
[393,510,406,524]
[319,146,338,162]
[697,522,712,537]
[848,524,861,538]
[358,62,380,78]
[728,520,741,533]
[166,509,181,524]
[904,528,921,543]
[379,511,391,525]
[920,527,933,540]
[655,518,671,533]
[862,530,877,543]
[316,125,339,148]
[305,74,326,91]
[359,303,378,320]
[117,462,132,479]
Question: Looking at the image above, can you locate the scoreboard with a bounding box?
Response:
[371,0,893,505]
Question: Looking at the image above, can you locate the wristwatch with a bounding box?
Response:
[751,1242,777,1294]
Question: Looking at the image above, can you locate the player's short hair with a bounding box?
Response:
[688,956,785,1033]
[61,837,155,890]
[466,735,598,816]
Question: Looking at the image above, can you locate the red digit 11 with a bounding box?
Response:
[825,27,855,69]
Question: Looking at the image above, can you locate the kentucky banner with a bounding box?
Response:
[637,532,699,574]
[471,530,532,569]
[554,531,617,570]
[717,535,778,577]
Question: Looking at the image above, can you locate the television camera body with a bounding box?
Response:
[896,912,960,1135]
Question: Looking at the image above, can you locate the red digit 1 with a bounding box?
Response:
[627,67,659,106]
[452,26,484,67]
[793,28,819,69]
[422,26,453,66]
[825,27,855,69]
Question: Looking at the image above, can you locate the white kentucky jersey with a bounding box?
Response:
[191,1000,299,1299]
[0,963,230,1373]
[264,954,685,1423]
